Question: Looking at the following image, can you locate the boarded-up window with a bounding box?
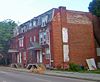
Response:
[62,28,68,43]
[63,45,69,62]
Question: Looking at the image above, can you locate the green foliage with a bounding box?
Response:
[0,19,17,55]
[69,63,84,72]
[88,0,100,17]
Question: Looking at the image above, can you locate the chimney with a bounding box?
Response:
[59,6,67,27]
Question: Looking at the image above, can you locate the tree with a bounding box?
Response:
[88,0,100,17]
[88,0,100,46]
[0,19,17,65]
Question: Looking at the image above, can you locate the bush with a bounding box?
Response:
[69,63,84,72]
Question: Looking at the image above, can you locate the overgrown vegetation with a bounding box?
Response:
[88,0,100,46]
[54,63,100,74]
[68,63,85,72]
[0,19,17,65]
[88,0,100,17]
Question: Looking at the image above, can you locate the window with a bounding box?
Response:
[30,37,32,42]
[39,31,48,45]
[40,38,43,43]
[63,45,69,62]
[45,28,50,45]
[19,37,24,47]
[34,36,36,42]
[39,33,43,44]
[29,22,32,27]
[33,21,36,27]
[45,48,50,59]
[43,32,46,44]
[45,48,50,54]
[23,52,26,60]
[44,32,46,39]
[62,28,68,43]
[41,15,48,27]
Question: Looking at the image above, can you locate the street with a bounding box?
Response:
[0,68,96,82]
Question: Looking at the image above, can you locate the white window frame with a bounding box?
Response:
[19,37,24,47]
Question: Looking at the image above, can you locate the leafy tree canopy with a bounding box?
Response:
[88,0,100,17]
[0,19,17,55]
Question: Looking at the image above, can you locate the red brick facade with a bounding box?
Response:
[9,7,97,69]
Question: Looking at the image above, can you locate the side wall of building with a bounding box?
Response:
[51,7,97,68]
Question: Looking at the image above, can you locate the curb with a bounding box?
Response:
[43,73,100,82]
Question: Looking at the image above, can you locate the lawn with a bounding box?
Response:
[80,69,100,74]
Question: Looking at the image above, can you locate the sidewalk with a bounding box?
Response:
[44,70,100,81]
[9,68,100,81]
[0,66,100,81]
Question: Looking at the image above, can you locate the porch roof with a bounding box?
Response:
[27,42,42,50]
[8,49,19,53]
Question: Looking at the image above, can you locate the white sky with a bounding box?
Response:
[0,0,92,24]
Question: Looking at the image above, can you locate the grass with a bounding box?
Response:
[79,69,100,74]
[52,69,100,74]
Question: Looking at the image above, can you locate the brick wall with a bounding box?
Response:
[68,24,96,66]
[51,7,97,68]
[10,7,97,69]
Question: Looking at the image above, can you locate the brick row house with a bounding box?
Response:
[9,6,98,69]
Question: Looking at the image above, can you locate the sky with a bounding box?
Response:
[0,0,92,24]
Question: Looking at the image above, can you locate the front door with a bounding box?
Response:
[37,51,42,63]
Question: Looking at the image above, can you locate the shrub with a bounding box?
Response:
[69,63,84,72]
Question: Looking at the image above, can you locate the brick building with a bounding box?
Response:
[9,7,97,69]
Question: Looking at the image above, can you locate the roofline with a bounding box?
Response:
[19,8,56,26]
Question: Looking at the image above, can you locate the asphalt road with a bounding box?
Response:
[0,69,96,82]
